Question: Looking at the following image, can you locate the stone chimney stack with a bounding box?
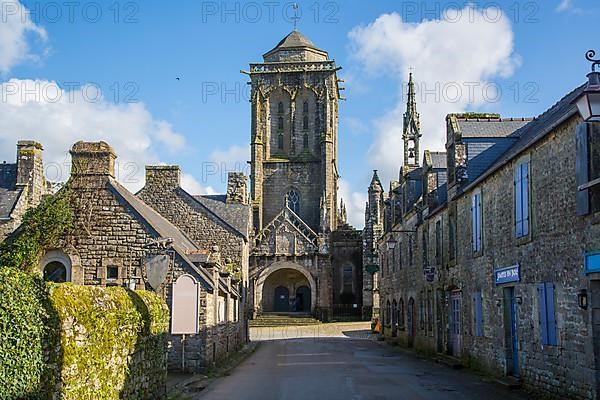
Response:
[145,166,181,190]
[16,140,46,205]
[70,141,116,178]
[226,172,248,204]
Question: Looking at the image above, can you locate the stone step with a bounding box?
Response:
[249,314,321,327]
[494,376,521,389]
[434,354,464,369]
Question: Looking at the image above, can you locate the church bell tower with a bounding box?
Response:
[245,31,342,234]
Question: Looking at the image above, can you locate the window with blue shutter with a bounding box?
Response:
[537,282,557,346]
[515,162,530,238]
[472,193,482,252]
[473,291,483,337]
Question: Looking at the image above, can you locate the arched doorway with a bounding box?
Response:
[40,250,72,283]
[255,261,317,314]
[295,286,311,312]
[273,286,289,312]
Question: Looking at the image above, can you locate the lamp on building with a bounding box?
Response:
[386,235,398,250]
[574,50,600,122]
[578,289,588,310]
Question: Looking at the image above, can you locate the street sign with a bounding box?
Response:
[494,264,520,285]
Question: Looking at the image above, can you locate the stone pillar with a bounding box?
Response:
[145,165,181,190]
[70,141,116,178]
[16,140,46,206]
[226,172,248,204]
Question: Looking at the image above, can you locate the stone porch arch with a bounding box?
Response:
[255,261,317,313]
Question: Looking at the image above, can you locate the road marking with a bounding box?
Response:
[277,361,348,366]
[276,353,332,357]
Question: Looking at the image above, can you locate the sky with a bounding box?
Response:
[0,0,598,228]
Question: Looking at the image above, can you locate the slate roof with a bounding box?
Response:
[109,178,217,290]
[456,118,532,138]
[0,163,21,220]
[462,83,586,193]
[272,30,321,51]
[192,194,251,239]
[428,152,447,169]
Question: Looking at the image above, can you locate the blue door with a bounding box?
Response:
[509,288,520,375]
[504,287,519,376]
[274,286,289,312]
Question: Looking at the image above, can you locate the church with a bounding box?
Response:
[245,31,366,321]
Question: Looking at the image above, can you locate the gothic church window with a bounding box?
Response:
[303,115,309,130]
[303,133,309,149]
[278,102,284,114]
[286,189,300,214]
[278,116,284,130]
[278,133,284,150]
[303,100,308,113]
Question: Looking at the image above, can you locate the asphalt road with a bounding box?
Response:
[196,324,529,400]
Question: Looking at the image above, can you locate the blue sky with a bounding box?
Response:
[0,0,598,227]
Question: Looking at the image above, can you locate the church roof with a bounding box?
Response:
[271,30,321,51]
[369,170,383,191]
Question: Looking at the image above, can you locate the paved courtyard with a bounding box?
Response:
[194,322,530,400]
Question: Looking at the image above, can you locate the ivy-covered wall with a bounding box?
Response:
[0,276,169,400]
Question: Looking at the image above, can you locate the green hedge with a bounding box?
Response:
[0,267,59,400]
[0,278,169,400]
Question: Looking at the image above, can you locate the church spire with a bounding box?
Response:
[403,71,421,166]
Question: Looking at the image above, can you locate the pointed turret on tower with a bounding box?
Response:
[403,72,421,166]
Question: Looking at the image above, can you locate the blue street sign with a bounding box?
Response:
[584,250,600,274]
[495,264,520,285]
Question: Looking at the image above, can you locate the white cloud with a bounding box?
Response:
[339,179,367,229]
[555,0,582,13]
[181,173,215,195]
[0,1,47,75]
[348,6,520,185]
[0,79,190,193]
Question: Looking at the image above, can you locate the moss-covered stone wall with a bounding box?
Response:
[0,276,169,400]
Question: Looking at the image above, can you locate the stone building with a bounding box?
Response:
[0,141,49,241]
[39,141,244,372]
[245,31,364,320]
[374,76,600,398]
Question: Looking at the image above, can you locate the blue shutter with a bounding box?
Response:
[545,283,557,346]
[522,163,529,236]
[472,195,477,251]
[477,194,482,251]
[515,166,523,237]
[538,283,548,345]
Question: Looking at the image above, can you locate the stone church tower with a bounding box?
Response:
[403,72,421,167]
[246,31,362,321]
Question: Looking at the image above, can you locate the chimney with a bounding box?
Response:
[145,165,181,190]
[70,141,116,177]
[226,172,248,204]
[16,140,46,206]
